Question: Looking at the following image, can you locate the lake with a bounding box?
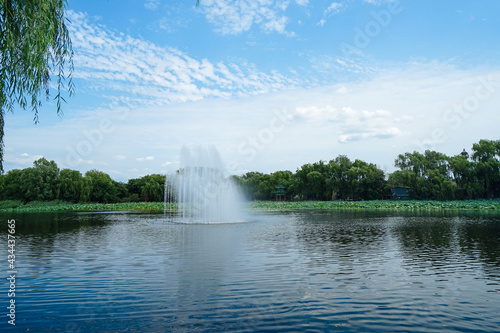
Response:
[1,210,499,332]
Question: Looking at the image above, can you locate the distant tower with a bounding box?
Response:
[460,148,469,159]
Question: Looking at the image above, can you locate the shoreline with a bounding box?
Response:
[0,199,499,213]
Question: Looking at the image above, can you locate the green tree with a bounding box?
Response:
[0,168,22,200]
[21,157,60,202]
[329,155,353,200]
[127,174,165,202]
[141,177,164,202]
[449,154,483,199]
[392,150,454,200]
[350,160,386,200]
[113,180,129,202]
[256,174,273,200]
[239,172,264,200]
[85,170,118,203]
[0,0,74,173]
[59,169,85,202]
[307,171,324,200]
[471,140,500,198]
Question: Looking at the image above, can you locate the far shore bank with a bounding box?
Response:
[0,199,499,213]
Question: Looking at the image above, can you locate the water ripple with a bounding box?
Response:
[1,211,499,332]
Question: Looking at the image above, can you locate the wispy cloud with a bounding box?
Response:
[317,2,344,26]
[66,10,301,108]
[144,0,160,11]
[136,156,155,162]
[363,0,397,5]
[198,0,306,36]
[325,2,343,15]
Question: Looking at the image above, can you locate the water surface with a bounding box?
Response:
[1,210,499,332]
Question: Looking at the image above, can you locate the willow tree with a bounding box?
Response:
[0,0,74,173]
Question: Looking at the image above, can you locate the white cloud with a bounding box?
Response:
[144,0,160,10]
[136,156,155,162]
[295,0,308,5]
[338,127,401,143]
[363,0,397,5]
[325,2,343,15]
[317,19,326,27]
[199,0,300,36]
[293,105,401,143]
[66,10,301,108]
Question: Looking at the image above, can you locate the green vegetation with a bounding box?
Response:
[0,157,168,204]
[0,199,498,213]
[0,140,499,210]
[248,199,500,212]
[234,139,500,201]
[0,200,171,213]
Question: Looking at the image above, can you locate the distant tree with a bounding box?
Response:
[307,171,324,200]
[392,150,454,200]
[332,155,353,200]
[141,178,163,202]
[449,154,483,199]
[471,140,500,198]
[21,158,60,202]
[256,174,272,200]
[0,169,23,200]
[239,172,264,200]
[59,169,85,202]
[85,170,118,203]
[472,139,499,163]
[0,0,74,173]
[350,160,386,200]
[113,180,129,202]
[127,174,165,202]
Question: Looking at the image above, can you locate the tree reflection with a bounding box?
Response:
[392,214,500,289]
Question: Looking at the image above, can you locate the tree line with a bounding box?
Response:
[0,160,166,204]
[0,139,499,204]
[234,139,500,201]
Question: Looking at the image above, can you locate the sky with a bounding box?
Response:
[3,0,500,181]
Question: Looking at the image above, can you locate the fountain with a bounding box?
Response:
[164,145,244,223]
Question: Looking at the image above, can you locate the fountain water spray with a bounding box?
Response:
[165,145,243,223]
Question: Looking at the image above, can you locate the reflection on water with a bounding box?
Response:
[0,210,499,332]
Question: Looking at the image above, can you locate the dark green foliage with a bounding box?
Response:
[84,170,118,203]
[113,180,129,202]
[126,194,140,203]
[0,199,21,209]
[127,174,165,202]
[236,171,293,200]
[20,157,60,202]
[59,169,86,202]
[237,156,387,201]
[390,140,500,200]
[0,169,23,200]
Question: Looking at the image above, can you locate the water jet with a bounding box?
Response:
[164,145,243,223]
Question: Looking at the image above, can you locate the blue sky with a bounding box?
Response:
[4,0,500,181]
